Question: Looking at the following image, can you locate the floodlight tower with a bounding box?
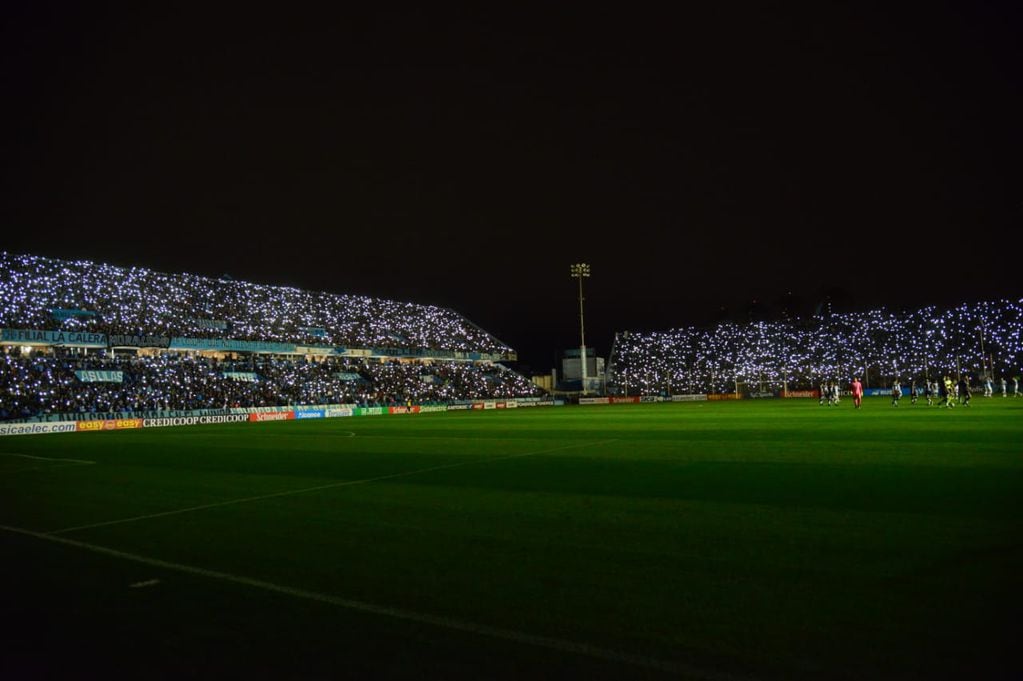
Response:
[570,263,591,394]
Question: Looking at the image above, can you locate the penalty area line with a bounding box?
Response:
[0,523,742,680]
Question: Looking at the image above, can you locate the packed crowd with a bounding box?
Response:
[0,252,510,353]
[608,300,1023,394]
[0,350,542,421]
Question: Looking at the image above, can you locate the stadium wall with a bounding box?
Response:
[0,398,567,436]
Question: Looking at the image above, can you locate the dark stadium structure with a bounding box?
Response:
[0,252,542,422]
[3,252,1021,420]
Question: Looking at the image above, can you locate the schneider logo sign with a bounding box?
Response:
[248,411,295,422]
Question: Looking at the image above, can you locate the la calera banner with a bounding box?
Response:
[2,328,108,347]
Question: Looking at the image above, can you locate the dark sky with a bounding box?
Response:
[2,5,1020,371]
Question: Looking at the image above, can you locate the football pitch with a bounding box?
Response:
[2,399,1021,680]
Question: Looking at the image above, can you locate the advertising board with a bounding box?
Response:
[325,407,354,418]
[76,419,144,431]
[0,421,78,436]
[248,411,295,422]
[143,415,249,428]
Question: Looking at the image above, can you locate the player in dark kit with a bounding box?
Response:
[909,380,919,405]
[957,376,972,407]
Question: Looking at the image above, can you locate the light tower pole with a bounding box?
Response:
[570,263,590,394]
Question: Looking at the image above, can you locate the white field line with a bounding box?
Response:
[0,453,96,464]
[0,523,747,680]
[129,579,161,588]
[1,462,96,475]
[50,440,617,536]
[250,434,523,441]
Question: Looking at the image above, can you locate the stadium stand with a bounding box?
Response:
[607,301,1023,395]
[0,252,510,352]
[0,252,541,421]
[0,351,541,421]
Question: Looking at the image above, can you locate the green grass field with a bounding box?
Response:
[2,398,1021,680]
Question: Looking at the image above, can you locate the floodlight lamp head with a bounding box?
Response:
[570,262,591,278]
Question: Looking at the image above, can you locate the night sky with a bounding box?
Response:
[2,5,1020,371]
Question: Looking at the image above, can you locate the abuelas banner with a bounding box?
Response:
[75,370,124,383]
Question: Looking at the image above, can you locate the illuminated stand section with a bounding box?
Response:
[0,252,513,358]
[606,301,1023,397]
[0,252,548,430]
